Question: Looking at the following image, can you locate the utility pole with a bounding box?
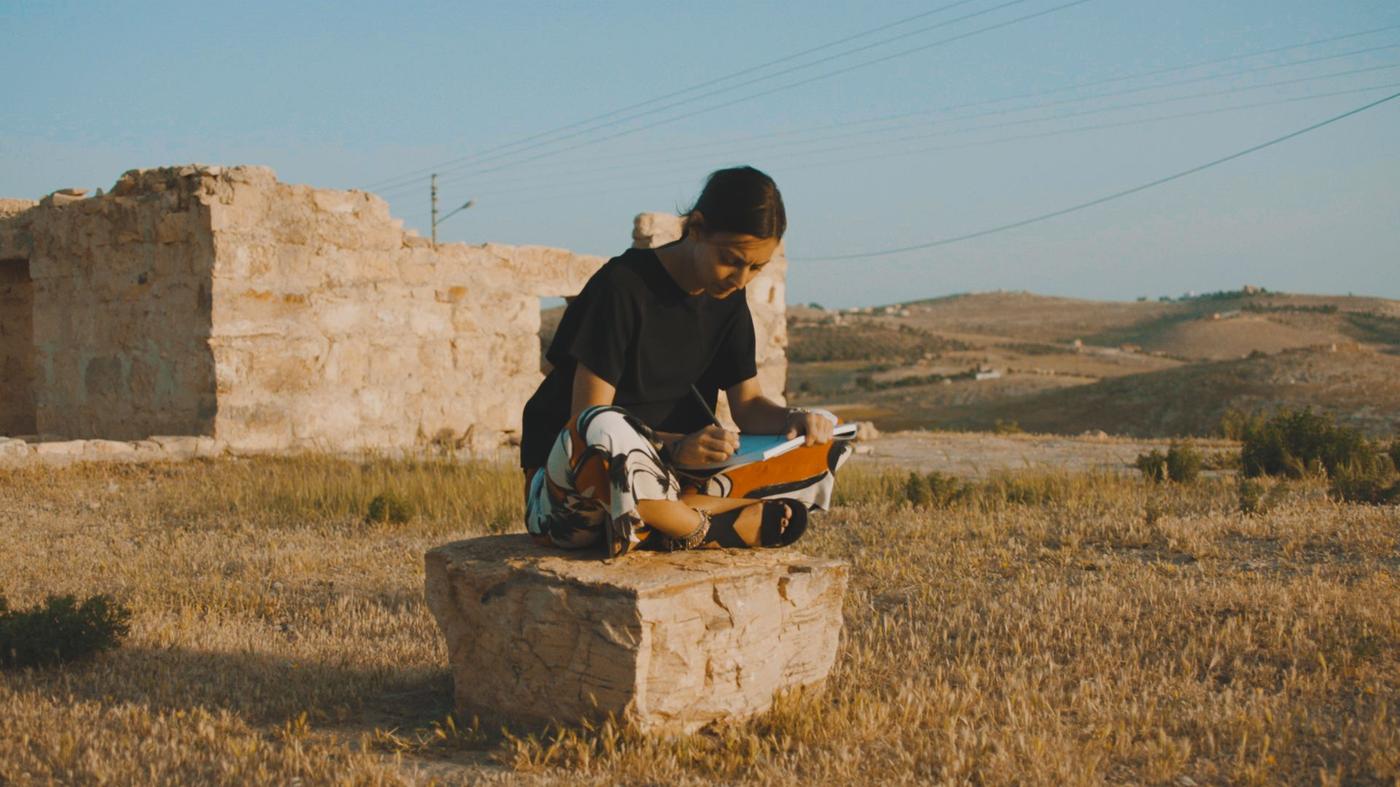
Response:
[430,176,476,245]
[430,173,439,246]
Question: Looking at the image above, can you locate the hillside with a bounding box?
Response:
[543,287,1400,438]
[933,346,1400,437]
[790,288,1400,437]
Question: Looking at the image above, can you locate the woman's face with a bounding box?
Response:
[691,230,780,299]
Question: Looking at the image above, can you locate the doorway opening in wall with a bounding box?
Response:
[0,257,36,436]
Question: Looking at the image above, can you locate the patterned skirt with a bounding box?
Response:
[524,405,852,553]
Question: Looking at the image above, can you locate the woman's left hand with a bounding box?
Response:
[784,408,835,446]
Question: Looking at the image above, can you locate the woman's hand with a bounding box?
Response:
[671,425,739,466]
[784,408,836,446]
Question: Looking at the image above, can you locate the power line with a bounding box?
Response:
[473,22,1400,179]
[797,90,1400,261]
[388,0,1044,190]
[391,17,1395,198]
[366,0,1014,194]
[432,54,1400,199]
[361,0,989,192]
[401,0,1094,197]
[451,79,1400,206]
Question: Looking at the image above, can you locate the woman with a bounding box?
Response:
[520,166,851,558]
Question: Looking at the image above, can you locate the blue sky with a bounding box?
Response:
[3,0,1398,307]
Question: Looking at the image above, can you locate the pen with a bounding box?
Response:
[690,385,723,427]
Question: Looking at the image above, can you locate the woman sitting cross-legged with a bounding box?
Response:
[519,166,852,558]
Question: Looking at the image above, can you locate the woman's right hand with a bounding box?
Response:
[671,425,739,466]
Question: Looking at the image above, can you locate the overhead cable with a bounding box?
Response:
[796,90,1400,261]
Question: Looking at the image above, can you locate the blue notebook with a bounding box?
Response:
[678,423,858,470]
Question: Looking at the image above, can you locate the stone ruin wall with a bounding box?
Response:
[0,165,788,455]
[0,199,38,435]
[198,165,604,451]
[4,184,220,441]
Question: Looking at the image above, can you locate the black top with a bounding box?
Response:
[520,247,757,469]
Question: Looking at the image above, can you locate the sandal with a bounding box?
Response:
[758,498,808,548]
[707,498,809,549]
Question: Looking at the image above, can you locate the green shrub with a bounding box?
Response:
[1389,440,1400,472]
[1329,456,1400,504]
[1166,441,1203,483]
[1239,409,1374,479]
[925,472,967,507]
[0,594,132,669]
[367,491,415,524]
[1135,450,1168,483]
[1218,408,1255,441]
[992,419,1023,435]
[1237,477,1268,515]
[903,472,932,508]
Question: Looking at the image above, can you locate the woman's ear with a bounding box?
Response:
[684,210,706,239]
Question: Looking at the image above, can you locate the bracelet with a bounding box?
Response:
[787,406,837,424]
[660,509,711,552]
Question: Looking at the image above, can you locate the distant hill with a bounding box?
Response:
[543,288,1400,438]
[934,346,1400,437]
[790,288,1400,437]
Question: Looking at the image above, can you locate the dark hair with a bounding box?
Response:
[684,166,786,240]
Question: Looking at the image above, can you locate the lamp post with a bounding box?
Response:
[430,172,475,246]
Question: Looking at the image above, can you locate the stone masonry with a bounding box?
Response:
[0,166,789,454]
[425,535,848,732]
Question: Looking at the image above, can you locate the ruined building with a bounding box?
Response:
[0,166,787,452]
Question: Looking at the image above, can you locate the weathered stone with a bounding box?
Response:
[425,535,847,733]
[0,439,31,462]
[0,168,789,456]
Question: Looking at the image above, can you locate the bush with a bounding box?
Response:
[992,419,1023,435]
[1166,441,1203,483]
[1330,456,1400,504]
[903,471,968,509]
[1234,409,1398,503]
[1237,477,1268,515]
[0,594,132,669]
[1389,440,1400,472]
[367,491,415,524]
[1239,409,1374,479]
[1218,408,1253,441]
[903,472,932,508]
[1135,450,1168,483]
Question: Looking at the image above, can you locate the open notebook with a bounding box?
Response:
[677,422,859,471]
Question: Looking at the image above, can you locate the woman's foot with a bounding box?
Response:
[706,499,806,548]
[635,496,807,550]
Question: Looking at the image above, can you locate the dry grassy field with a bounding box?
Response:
[2,454,1398,784]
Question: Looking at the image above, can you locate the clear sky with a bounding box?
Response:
[3,0,1398,308]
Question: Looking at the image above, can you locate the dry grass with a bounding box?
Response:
[2,455,1398,785]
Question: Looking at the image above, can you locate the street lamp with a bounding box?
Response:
[430,172,475,246]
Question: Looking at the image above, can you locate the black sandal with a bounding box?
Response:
[758,498,808,548]
[707,498,809,549]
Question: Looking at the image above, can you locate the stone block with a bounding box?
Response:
[0,439,31,462]
[425,535,847,733]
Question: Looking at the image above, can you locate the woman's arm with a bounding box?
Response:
[570,361,617,418]
[572,363,737,465]
[726,377,834,445]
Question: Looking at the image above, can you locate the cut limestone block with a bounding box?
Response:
[424,534,848,733]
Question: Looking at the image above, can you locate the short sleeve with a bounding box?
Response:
[703,300,758,391]
[546,269,636,386]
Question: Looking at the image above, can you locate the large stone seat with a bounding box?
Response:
[424,535,848,733]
